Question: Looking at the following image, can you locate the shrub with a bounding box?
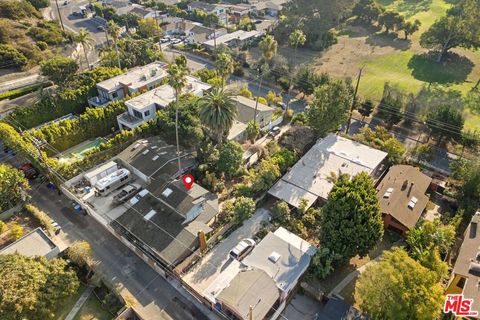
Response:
[233,196,256,223]
[0,82,49,101]
[28,21,65,45]
[26,0,50,9]
[9,222,24,240]
[277,76,290,92]
[24,204,54,235]
[0,221,6,234]
[239,87,253,99]
[257,96,268,105]
[36,41,48,51]
[272,200,291,223]
[0,44,27,69]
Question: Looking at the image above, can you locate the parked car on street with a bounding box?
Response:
[229,238,256,261]
[268,126,281,137]
[19,163,39,179]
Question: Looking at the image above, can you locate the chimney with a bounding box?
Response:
[198,230,207,253]
[408,182,414,197]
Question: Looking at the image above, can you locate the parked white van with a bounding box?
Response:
[94,169,131,196]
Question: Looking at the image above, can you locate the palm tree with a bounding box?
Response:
[259,34,278,61]
[74,29,94,69]
[199,89,237,145]
[107,20,122,69]
[253,35,278,123]
[216,52,235,89]
[287,29,306,111]
[167,63,188,173]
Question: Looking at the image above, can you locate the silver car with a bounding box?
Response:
[113,184,141,204]
[229,238,256,261]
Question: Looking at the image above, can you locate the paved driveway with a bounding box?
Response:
[182,208,271,294]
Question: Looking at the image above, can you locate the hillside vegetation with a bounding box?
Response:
[0,0,70,70]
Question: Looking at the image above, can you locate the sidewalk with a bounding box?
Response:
[65,286,94,320]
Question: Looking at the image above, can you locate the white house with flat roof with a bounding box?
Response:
[117,76,211,130]
[88,62,168,107]
[268,134,388,209]
[203,30,263,50]
[0,227,60,260]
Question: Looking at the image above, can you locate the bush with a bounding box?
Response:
[233,183,254,197]
[0,0,41,20]
[28,21,65,45]
[24,204,54,235]
[277,76,290,92]
[0,221,6,234]
[35,41,48,51]
[26,0,50,9]
[311,31,338,51]
[272,200,291,223]
[9,222,24,240]
[0,44,27,69]
[0,82,49,101]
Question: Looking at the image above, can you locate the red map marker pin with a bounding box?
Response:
[182,174,194,190]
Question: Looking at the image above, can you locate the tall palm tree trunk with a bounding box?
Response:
[175,94,182,173]
[113,40,121,69]
[253,73,264,124]
[82,44,90,69]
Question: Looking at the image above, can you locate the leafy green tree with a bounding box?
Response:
[377,83,404,127]
[0,254,79,319]
[250,159,281,192]
[426,105,464,143]
[26,0,50,9]
[0,164,29,211]
[352,0,383,23]
[217,140,243,177]
[40,56,78,85]
[402,19,421,40]
[74,29,94,69]
[233,196,256,223]
[271,148,297,172]
[420,0,480,62]
[320,172,383,261]
[358,99,374,120]
[137,18,161,39]
[354,126,405,165]
[354,248,444,320]
[199,89,237,145]
[306,80,352,136]
[100,37,165,69]
[407,219,455,257]
[465,88,480,113]
[167,63,188,172]
[272,200,291,223]
[216,52,235,88]
[67,240,93,268]
[410,144,435,162]
[0,221,6,234]
[245,120,260,143]
[450,159,480,214]
[378,11,404,33]
[310,247,342,279]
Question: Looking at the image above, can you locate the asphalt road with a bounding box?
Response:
[30,183,211,320]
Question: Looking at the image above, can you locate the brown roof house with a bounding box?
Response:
[446,211,480,316]
[377,165,432,234]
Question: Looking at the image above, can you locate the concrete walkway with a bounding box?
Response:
[65,286,95,320]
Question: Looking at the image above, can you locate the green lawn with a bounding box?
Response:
[73,294,113,320]
[54,283,86,320]
[355,0,480,130]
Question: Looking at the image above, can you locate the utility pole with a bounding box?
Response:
[345,66,364,135]
[54,0,65,31]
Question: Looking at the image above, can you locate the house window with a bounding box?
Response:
[112,91,118,99]
[144,110,150,117]
[133,110,143,119]
[457,277,466,289]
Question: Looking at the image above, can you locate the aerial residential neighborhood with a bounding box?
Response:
[0,0,479,319]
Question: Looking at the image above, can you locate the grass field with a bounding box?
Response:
[73,295,113,320]
[271,0,480,130]
[54,283,86,320]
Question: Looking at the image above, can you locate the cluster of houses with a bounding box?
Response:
[115,2,269,49]
[87,61,279,140]
[10,56,477,319]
